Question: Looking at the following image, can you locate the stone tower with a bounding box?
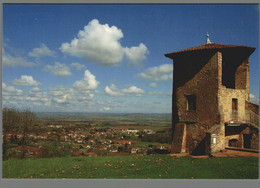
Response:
[165,34,258,155]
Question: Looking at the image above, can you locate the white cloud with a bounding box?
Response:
[48,85,95,107]
[2,83,24,107]
[149,82,158,88]
[43,62,72,77]
[73,70,99,91]
[13,75,42,86]
[70,62,86,71]
[138,64,173,82]
[105,84,124,96]
[2,48,38,67]
[60,19,124,66]
[122,86,145,96]
[124,43,149,66]
[28,44,56,58]
[49,86,73,97]
[60,19,148,66]
[30,87,41,92]
[2,82,23,96]
[26,87,50,104]
[53,94,72,105]
[105,84,145,97]
[76,94,94,102]
[100,107,111,112]
[49,86,74,105]
[250,93,259,104]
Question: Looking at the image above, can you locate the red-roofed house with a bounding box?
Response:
[72,151,84,156]
[85,152,97,157]
[16,146,41,156]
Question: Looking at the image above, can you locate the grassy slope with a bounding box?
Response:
[2,154,258,179]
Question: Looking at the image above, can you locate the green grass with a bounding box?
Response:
[2,155,258,179]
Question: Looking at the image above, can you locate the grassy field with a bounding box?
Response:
[2,154,258,179]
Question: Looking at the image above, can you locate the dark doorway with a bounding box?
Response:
[243,134,251,149]
[229,139,239,147]
[191,138,206,156]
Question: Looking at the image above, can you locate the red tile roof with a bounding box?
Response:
[165,43,255,59]
[72,151,84,156]
[86,152,97,156]
[16,145,40,152]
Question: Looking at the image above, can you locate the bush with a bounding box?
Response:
[39,141,72,158]
[141,133,172,144]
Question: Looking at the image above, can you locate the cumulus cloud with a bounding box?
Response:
[124,43,149,66]
[26,87,50,104]
[60,19,148,66]
[13,75,42,86]
[138,64,173,82]
[250,93,259,104]
[28,44,56,58]
[3,81,99,110]
[70,62,86,71]
[30,87,41,92]
[100,107,111,112]
[2,48,38,67]
[149,82,158,88]
[2,82,24,107]
[49,86,74,105]
[73,70,99,91]
[43,62,72,77]
[49,86,73,96]
[122,86,145,96]
[76,94,94,102]
[105,84,124,96]
[48,85,95,107]
[60,19,124,66]
[2,82,23,96]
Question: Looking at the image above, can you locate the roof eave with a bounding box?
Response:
[165,46,256,60]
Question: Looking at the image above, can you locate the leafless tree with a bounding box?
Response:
[2,108,37,160]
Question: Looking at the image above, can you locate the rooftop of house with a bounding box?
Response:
[86,152,97,156]
[165,33,255,59]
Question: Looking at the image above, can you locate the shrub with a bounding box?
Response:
[39,141,72,158]
[141,133,172,144]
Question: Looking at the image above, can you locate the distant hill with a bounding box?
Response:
[35,112,172,122]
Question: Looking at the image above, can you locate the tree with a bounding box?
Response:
[20,109,37,159]
[2,108,21,160]
[2,108,37,160]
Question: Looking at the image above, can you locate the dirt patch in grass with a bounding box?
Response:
[169,149,258,158]
[212,149,259,158]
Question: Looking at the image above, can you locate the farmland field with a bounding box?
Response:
[2,154,258,179]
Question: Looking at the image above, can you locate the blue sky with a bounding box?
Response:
[2,4,259,113]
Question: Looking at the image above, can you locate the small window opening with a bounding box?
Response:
[232,98,238,121]
[232,98,238,110]
[186,95,196,111]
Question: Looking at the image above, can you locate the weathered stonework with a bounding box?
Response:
[246,100,259,115]
[165,42,258,155]
[251,129,259,150]
[205,124,225,154]
[218,87,247,123]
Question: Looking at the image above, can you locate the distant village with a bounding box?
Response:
[4,122,172,158]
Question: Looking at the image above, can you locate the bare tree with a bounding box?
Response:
[2,108,37,160]
[20,109,37,159]
[2,108,21,160]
